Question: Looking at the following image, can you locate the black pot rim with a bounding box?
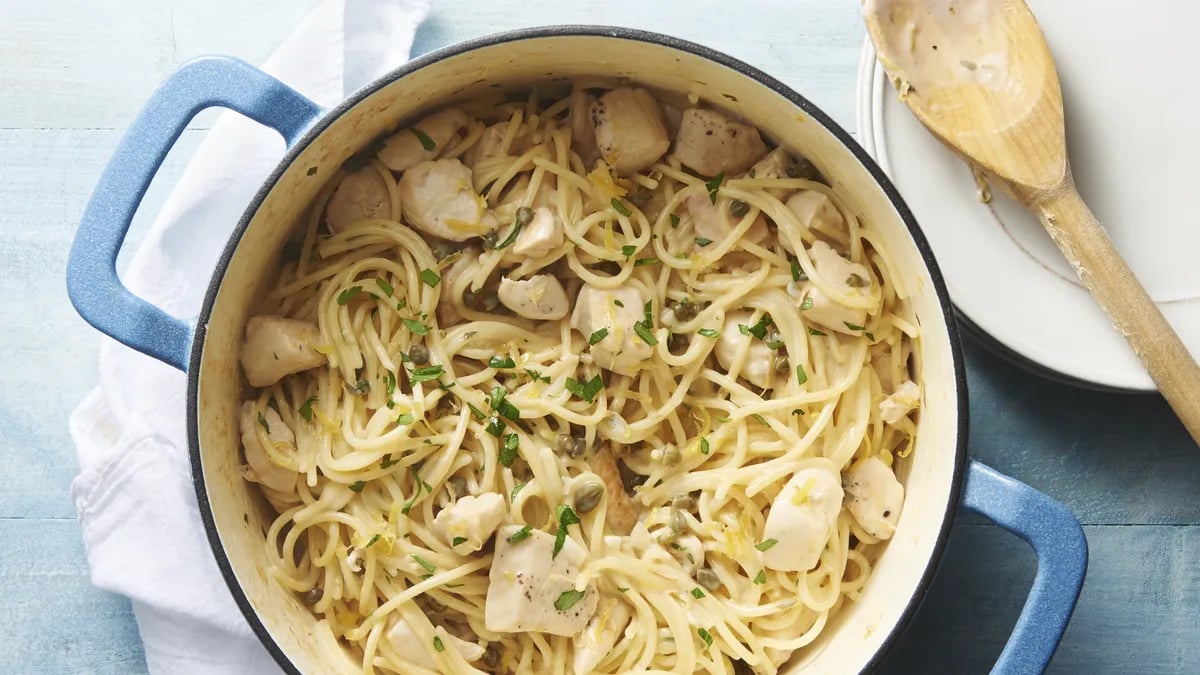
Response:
[187,24,970,675]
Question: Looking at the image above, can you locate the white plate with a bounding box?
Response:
[856,2,1200,392]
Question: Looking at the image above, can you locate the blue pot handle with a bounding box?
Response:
[66,56,324,372]
[963,460,1088,674]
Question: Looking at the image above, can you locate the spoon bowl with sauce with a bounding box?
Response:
[864,0,1200,445]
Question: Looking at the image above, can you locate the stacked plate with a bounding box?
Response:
[855,1,1200,392]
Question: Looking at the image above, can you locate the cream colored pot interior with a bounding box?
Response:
[196,33,963,675]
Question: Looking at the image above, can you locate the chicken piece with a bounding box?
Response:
[779,190,846,254]
[386,618,484,670]
[433,493,507,554]
[437,245,481,326]
[512,206,564,258]
[587,445,637,536]
[498,275,570,320]
[798,240,872,335]
[713,310,777,390]
[240,315,325,388]
[747,147,796,200]
[591,87,671,173]
[569,89,600,167]
[239,402,297,493]
[466,120,532,170]
[377,107,471,172]
[486,526,598,635]
[570,285,653,376]
[844,457,904,540]
[573,597,632,675]
[325,168,389,234]
[761,468,843,572]
[682,193,768,250]
[674,108,766,177]
[397,159,490,241]
[879,380,920,424]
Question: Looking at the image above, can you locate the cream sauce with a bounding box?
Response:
[864,0,1009,94]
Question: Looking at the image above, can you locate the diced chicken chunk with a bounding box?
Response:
[397,159,489,241]
[573,597,632,675]
[879,380,920,424]
[239,402,297,493]
[570,285,653,376]
[498,274,570,320]
[386,618,484,670]
[466,121,532,169]
[240,315,325,388]
[674,108,766,177]
[437,245,481,326]
[761,468,843,572]
[486,526,598,636]
[779,190,845,253]
[714,310,777,389]
[377,107,471,172]
[512,206,563,258]
[799,241,872,335]
[683,194,768,249]
[433,492,506,553]
[748,148,795,200]
[591,87,670,173]
[325,168,389,234]
[570,90,600,166]
[844,456,904,540]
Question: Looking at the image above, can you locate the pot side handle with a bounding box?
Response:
[963,460,1088,675]
[66,56,323,372]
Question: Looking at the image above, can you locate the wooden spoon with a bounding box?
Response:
[863,0,1200,444]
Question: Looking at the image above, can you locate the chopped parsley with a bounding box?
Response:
[790,259,807,282]
[565,374,603,403]
[500,433,519,467]
[634,257,660,267]
[490,386,520,421]
[432,636,445,653]
[621,244,637,260]
[365,534,381,548]
[412,554,437,574]
[697,328,719,339]
[698,627,714,648]
[695,237,713,247]
[451,536,468,547]
[808,326,827,337]
[792,408,805,416]
[588,327,609,345]
[507,524,533,543]
[257,411,269,433]
[705,173,724,204]
[485,416,505,437]
[524,368,551,383]
[347,379,370,395]
[395,413,415,425]
[380,454,399,469]
[844,321,865,331]
[467,402,487,420]
[866,331,876,342]
[402,317,430,335]
[552,505,581,559]
[755,538,779,552]
[375,277,394,297]
[751,413,768,425]
[633,322,657,346]
[410,365,445,383]
[753,570,767,585]
[419,268,441,288]
[700,438,710,454]
[610,198,631,217]
[385,370,397,396]
[511,480,528,500]
[299,396,317,422]
[796,364,808,385]
[349,481,366,493]
[488,355,516,369]
[411,128,436,151]
[800,296,814,311]
[617,586,630,593]
[691,588,705,599]
[554,589,587,611]
[745,314,772,339]
[669,214,680,228]
[336,285,362,305]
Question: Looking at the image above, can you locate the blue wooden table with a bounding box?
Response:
[4,1,1195,672]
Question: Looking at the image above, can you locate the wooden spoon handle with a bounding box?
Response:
[1035,184,1200,442]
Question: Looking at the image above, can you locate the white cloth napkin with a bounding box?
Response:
[68,1,428,672]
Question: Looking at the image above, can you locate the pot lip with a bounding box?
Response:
[187,24,969,675]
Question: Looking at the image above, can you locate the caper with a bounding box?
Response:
[696,568,721,591]
[729,200,750,218]
[481,231,499,248]
[670,509,688,534]
[660,445,681,467]
[570,437,587,457]
[465,288,500,311]
[557,433,576,453]
[408,343,430,365]
[515,206,534,227]
[431,242,457,260]
[846,273,868,288]
[573,480,605,514]
[449,476,468,498]
[301,587,323,605]
[628,190,650,207]
[672,495,696,511]
[765,329,783,349]
[787,155,822,182]
[672,299,697,321]
[773,353,790,374]
[482,644,501,668]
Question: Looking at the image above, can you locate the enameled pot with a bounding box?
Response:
[67,27,1087,675]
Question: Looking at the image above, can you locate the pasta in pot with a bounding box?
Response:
[238,82,921,675]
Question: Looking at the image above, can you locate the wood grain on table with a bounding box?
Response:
[2,1,1194,673]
